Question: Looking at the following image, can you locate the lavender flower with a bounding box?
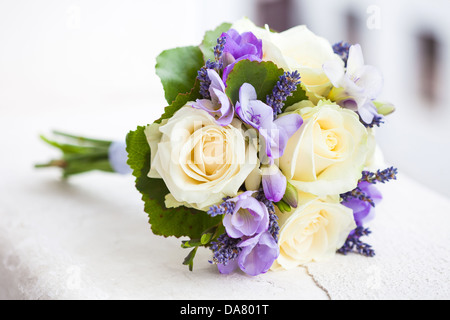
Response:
[266,71,301,117]
[338,226,375,257]
[207,197,235,217]
[236,83,303,161]
[323,44,384,125]
[213,36,227,70]
[360,167,398,184]
[255,188,279,241]
[332,41,351,66]
[268,212,280,242]
[220,29,263,82]
[197,36,227,99]
[210,233,242,272]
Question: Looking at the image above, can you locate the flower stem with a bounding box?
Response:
[36,131,115,178]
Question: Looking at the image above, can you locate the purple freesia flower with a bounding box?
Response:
[217,259,239,274]
[222,191,269,239]
[261,164,286,203]
[238,231,279,276]
[189,69,234,126]
[236,83,303,161]
[216,231,279,276]
[323,44,383,124]
[221,29,263,82]
[343,181,382,227]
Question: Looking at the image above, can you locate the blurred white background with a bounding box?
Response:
[1,0,449,198]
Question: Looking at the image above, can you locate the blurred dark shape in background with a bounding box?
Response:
[417,31,440,105]
[256,0,295,32]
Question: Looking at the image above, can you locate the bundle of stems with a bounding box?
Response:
[35,131,115,178]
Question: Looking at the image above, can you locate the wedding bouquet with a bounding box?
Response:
[37,18,397,276]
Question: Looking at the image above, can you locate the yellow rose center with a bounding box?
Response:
[302,210,329,235]
[324,131,338,151]
[182,125,231,182]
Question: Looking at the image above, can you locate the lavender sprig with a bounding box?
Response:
[341,187,375,207]
[338,226,375,257]
[360,167,398,185]
[332,41,352,66]
[197,60,217,99]
[363,115,384,128]
[197,36,227,99]
[207,197,235,217]
[213,36,226,70]
[256,188,279,241]
[266,70,301,117]
[209,233,241,266]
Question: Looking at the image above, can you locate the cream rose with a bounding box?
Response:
[231,18,344,97]
[271,192,356,270]
[145,106,257,210]
[279,100,369,196]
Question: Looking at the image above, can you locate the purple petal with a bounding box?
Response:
[189,99,215,113]
[223,197,269,239]
[206,69,225,93]
[343,181,382,226]
[274,113,303,139]
[341,98,359,112]
[236,84,273,129]
[238,82,257,105]
[355,65,384,100]
[221,29,263,61]
[228,191,256,203]
[238,232,279,276]
[259,125,289,160]
[189,70,234,126]
[217,260,239,274]
[213,89,234,126]
[358,101,378,124]
[262,165,287,202]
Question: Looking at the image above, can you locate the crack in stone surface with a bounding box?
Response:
[304,266,331,300]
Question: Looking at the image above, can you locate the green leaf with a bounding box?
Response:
[200,233,213,245]
[199,22,232,62]
[182,247,198,272]
[154,80,201,124]
[283,82,308,111]
[181,239,202,248]
[126,126,222,239]
[225,60,284,105]
[39,135,101,155]
[155,46,204,104]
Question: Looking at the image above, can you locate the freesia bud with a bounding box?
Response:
[282,181,298,208]
[261,164,286,202]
